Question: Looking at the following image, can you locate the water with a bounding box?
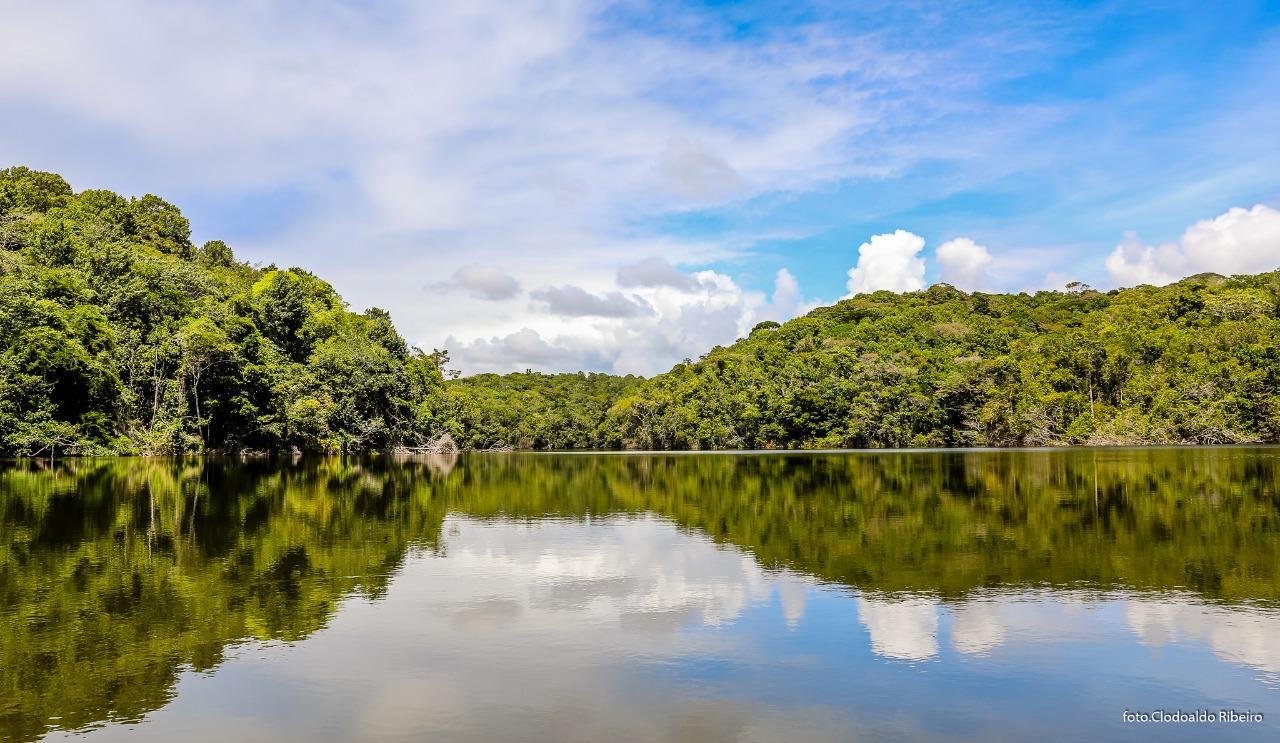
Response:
[2,449,1278,741]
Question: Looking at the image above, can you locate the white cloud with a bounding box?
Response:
[845,230,927,296]
[617,257,702,292]
[12,2,1272,373]
[759,268,810,321]
[1105,204,1280,287]
[656,139,746,202]
[935,237,995,291]
[434,265,521,301]
[1105,234,1182,286]
[530,285,653,318]
[445,328,614,373]
[1035,271,1078,292]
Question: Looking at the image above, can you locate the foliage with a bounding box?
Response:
[433,371,641,449]
[604,277,1280,449]
[0,167,446,455]
[0,457,454,740]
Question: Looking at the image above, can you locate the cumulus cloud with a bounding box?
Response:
[530,285,653,318]
[617,257,702,292]
[845,230,927,296]
[433,265,521,301]
[608,269,755,375]
[6,1,1279,376]
[935,237,995,291]
[1105,204,1280,287]
[759,268,808,322]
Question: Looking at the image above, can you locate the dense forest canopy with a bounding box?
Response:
[0,166,459,455]
[2,166,1278,454]
[605,271,1280,449]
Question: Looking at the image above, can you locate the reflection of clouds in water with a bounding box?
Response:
[452,597,523,632]
[444,515,803,629]
[856,596,1024,661]
[950,601,1006,656]
[357,675,464,740]
[1125,598,1280,676]
[440,518,1280,684]
[777,580,809,631]
[857,596,939,661]
[56,516,1280,742]
[851,590,1280,675]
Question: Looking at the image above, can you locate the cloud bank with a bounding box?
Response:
[1106,205,1280,286]
[435,265,522,301]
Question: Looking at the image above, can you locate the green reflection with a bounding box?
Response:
[0,457,453,741]
[2,448,1279,740]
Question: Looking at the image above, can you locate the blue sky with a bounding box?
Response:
[2,0,1278,374]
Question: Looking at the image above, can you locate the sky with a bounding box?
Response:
[2,0,1278,375]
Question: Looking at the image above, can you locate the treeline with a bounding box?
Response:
[3,166,1279,454]
[435,372,641,449]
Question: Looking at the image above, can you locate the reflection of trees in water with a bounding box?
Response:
[0,457,454,741]
[442,448,1280,600]
[1,448,1277,739]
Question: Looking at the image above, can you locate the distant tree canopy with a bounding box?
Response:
[435,371,642,450]
[3,166,1279,454]
[604,274,1280,449]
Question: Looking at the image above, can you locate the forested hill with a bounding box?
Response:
[0,166,453,455]
[3,165,1278,455]
[605,272,1280,449]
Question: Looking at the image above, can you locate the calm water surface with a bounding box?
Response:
[2,449,1278,741]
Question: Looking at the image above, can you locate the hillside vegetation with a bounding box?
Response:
[0,166,454,455]
[2,166,1278,454]
[606,273,1280,448]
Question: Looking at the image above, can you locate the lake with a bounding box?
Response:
[2,448,1278,741]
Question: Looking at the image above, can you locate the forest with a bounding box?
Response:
[605,270,1280,449]
[1,165,1278,455]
